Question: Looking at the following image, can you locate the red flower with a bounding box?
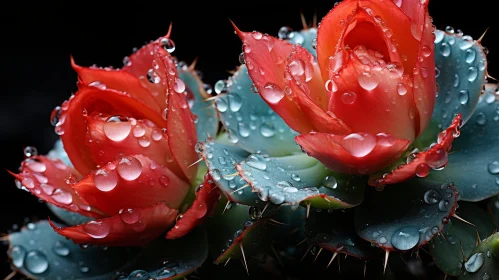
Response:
[237,0,436,175]
[10,32,219,246]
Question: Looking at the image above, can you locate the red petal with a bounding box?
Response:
[71,155,189,216]
[85,115,184,181]
[71,58,162,113]
[296,132,410,175]
[166,174,220,239]
[58,85,165,175]
[9,156,103,218]
[50,203,177,246]
[235,26,350,135]
[327,47,417,141]
[317,0,419,84]
[369,114,462,186]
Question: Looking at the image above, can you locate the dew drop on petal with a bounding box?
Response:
[119,208,141,224]
[376,133,395,147]
[104,117,131,142]
[426,147,448,170]
[94,169,119,192]
[159,176,170,187]
[397,83,408,96]
[133,125,146,138]
[416,163,430,177]
[358,72,378,90]
[117,157,143,181]
[260,82,284,104]
[52,188,73,204]
[488,161,499,174]
[340,133,376,158]
[341,92,357,104]
[83,220,110,239]
[173,77,186,93]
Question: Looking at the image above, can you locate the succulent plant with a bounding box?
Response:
[3,0,499,279]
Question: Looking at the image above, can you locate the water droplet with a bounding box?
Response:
[325,79,338,93]
[50,106,62,126]
[340,133,376,157]
[26,160,46,173]
[397,83,408,96]
[53,241,70,256]
[464,253,484,273]
[322,176,338,189]
[379,236,388,244]
[228,93,243,112]
[25,250,49,274]
[476,112,487,126]
[24,146,38,158]
[426,147,448,169]
[416,163,430,177]
[119,208,141,224]
[391,226,420,250]
[128,269,150,280]
[132,125,146,138]
[465,48,476,63]
[488,161,499,174]
[341,92,357,104]
[291,173,301,182]
[173,77,185,93]
[421,45,432,57]
[269,190,285,204]
[468,67,478,82]
[52,188,73,204]
[278,26,293,39]
[358,72,378,91]
[138,136,150,148]
[246,157,267,171]
[238,123,250,138]
[160,38,175,53]
[459,36,473,50]
[218,156,227,165]
[214,80,227,94]
[261,82,284,104]
[117,157,143,181]
[159,176,170,187]
[158,268,176,277]
[438,200,450,211]
[215,98,228,112]
[10,246,26,268]
[94,169,118,192]
[151,130,163,141]
[424,189,441,204]
[459,89,469,105]
[440,43,451,57]
[376,133,395,147]
[260,122,276,137]
[104,116,131,142]
[83,220,110,239]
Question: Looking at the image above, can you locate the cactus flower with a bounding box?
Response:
[237,0,441,176]
[9,33,219,246]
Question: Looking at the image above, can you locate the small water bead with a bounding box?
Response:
[341,133,376,158]
[138,136,150,148]
[438,200,450,212]
[117,157,143,181]
[24,146,38,158]
[128,270,150,280]
[278,26,293,39]
[83,220,110,239]
[246,157,267,171]
[228,129,239,143]
[238,123,250,138]
[53,241,70,256]
[459,89,469,105]
[325,79,338,93]
[25,250,49,274]
[147,69,161,84]
[26,160,46,173]
[119,208,141,224]
[261,82,284,104]
[291,173,301,182]
[104,116,131,142]
[52,188,73,204]
[435,67,440,78]
[50,106,62,126]
[421,45,432,57]
[22,177,34,189]
[391,226,420,250]
[465,48,476,63]
[459,36,474,50]
[151,130,163,141]
[376,133,395,147]
[215,98,228,113]
[132,125,146,138]
[426,147,448,169]
[239,53,246,64]
[269,191,285,204]
[475,112,487,126]
[214,80,227,94]
[358,72,378,90]
[260,122,276,137]
[397,83,408,96]
[440,43,451,57]
[11,246,26,268]
[94,169,118,192]
[160,38,175,53]
[468,67,478,82]
[464,253,484,273]
[157,268,176,277]
[228,93,243,112]
[159,175,170,187]
[416,163,430,177]
[322,176,338,189]
[173,77,186,93]
[80,265,89,273]
[488,161,499,174]
[342,91,357,104]
[379,236,388,244]
[424,189,441,204]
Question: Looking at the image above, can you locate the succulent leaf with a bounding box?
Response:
[214,65,300,156]
[177,65,219,141]
[236,152,366,209]
[355,175,459,251]
[433,29,488,129]
[306,209,382,259]
[7,220,138,279]
[458,232,499,280]
[430,203,496,276]
[284,27,318,56]
[430,85,499,201]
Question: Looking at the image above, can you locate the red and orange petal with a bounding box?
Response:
[50,202,177,246]
[327,47,417,141]
[85,115,184,180]
[58,85,165,175]
[9,156,103,218]
[235,26,350,135]
[296,132,410,175]
[369,114,462,186]
[71,155,190,216]
[166,174,220,239]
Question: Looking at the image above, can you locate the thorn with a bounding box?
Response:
[222,200,232,215]
[337,254,341,274]
[306,203,311,219]
[327,252,338,268]
[300,12,308,29]
[313,247,323,262]
[0,236,9,242]
[204,95,221,102]
[478,27,489,43]
[188,158,203,168]
[313,11,318,28]
[239,243,249,275]
[222,172,239,178]
[3,271,16,280]
[364,261,367,278]
[224,257,231,266]
[189,57,199,70]
[295,238,308,247]
[383,250,390,275]
[230,184,249,195]
[268,219,287,225]
[270,243,284,267]
[323,197,331,203]
[229,19,244,39]
[453,214,476,226]
[439,232,449,243]
[459,241,467,262]
[444,274,448,280]
[476,229,482,245]
[301,245,313,262]
[166,22,173,38]
[260,202,269,218]
[487,74,498,81]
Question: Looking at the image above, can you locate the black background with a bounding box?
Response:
[0,0,497,278]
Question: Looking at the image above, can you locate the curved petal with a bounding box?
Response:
[296,132,410,174]
[327,47,417,140]
[85,114,184,180]
[72,155,189,216]
[235,27,350,135]
[50,203,177,246]
[369,113,462,186]
[58,84,165,175]
[71,58,161,113]
[9,156,102,218]
[166,174,220,239]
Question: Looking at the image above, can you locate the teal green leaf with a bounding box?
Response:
[459,232,499,280]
